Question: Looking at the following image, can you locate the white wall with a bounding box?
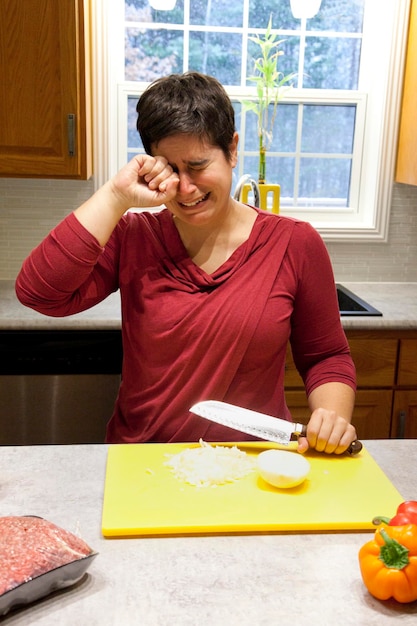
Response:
[1,178,416,282]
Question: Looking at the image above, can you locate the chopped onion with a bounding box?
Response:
[165,439,255,488]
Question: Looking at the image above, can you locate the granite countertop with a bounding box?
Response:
[1,440,417,624]
[1,280,417,330]
[0,281,122,330]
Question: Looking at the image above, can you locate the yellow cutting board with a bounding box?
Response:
[101,442,404,537]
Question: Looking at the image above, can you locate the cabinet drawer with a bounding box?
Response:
[349,339,397,387]
[285,339,397,388]
[397,339,417,386]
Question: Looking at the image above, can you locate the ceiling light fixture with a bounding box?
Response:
[290,0,323,19]
[149,0,177,10]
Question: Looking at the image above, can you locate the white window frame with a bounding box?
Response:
[90,0,411,242]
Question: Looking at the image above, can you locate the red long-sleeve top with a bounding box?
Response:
[15,207,356,443]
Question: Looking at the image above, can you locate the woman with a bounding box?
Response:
[15,72,356,453]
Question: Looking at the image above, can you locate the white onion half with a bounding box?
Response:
[257,449,311,488]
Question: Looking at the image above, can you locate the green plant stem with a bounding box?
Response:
[259,145,266,185]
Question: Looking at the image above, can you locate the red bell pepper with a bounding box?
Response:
[373,500,417,527]
[390,501,417,526]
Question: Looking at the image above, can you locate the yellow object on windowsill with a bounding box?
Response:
[241,182,280,214]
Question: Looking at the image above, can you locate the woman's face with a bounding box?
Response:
[151,133,238,227]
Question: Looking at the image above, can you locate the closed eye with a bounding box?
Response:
[188,164,207,171]
[186,159,210,171]
[168,159,210,174]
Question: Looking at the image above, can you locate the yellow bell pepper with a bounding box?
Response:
[358,523,417,603]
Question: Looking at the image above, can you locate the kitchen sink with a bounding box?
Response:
[336,284,382,317]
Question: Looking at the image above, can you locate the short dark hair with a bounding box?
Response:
[136,72,236,161]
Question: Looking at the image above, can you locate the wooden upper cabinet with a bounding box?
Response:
[396,0,417,185]
[0,0,91,179]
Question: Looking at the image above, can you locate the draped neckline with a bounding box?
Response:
[155,206,273,286]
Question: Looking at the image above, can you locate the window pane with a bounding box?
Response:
[298,158,351,204]
[128,96,140,149]
[235,155,257,187]
[236,154,295,198]
[242,113,258,152]
[248,0,298,30]
[301,105,355,153]
[308,0,365,33]
[274,104,298,152]
[125,1,184,25]
[125,28,183,80]
[152,2,184,25]
[189,32,242,83]
[267,157,295,197]
[243,104,298,153]
[303,37,362,90]
[190,0,243,27]
[246,36,299,87]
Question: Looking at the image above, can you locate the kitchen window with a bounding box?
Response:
[91,0,410,241]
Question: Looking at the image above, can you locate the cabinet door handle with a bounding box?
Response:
[67,114,76,156]
[397,410,406,438]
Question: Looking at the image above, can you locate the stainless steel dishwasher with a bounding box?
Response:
[0,330,122,445]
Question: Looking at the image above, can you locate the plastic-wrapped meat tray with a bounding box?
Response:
[0,516,97,616]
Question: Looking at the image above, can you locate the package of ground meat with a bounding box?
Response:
[0,516,97,616]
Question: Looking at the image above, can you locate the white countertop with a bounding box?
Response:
[1,281,417,330]
[1,441,416,624]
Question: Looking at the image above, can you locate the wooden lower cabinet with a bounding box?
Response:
[285,331,417,440]
[397,339,417,386]
[283,390,308,423]
[392,338,417,437]
[285,389,392,440]
[391,391,417,438]
[349,339,397,387]
[351,390,393,439]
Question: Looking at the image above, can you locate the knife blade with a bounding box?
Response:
[190,400,362,455]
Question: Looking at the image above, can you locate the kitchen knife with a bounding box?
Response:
[190,400,362,455]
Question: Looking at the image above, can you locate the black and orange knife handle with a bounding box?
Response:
[296,425,363,456]
[347,439,363,455]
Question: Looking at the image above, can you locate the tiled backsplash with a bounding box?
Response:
[327,182,417,282]
[1,178,416,282]
[0,178,95,281]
